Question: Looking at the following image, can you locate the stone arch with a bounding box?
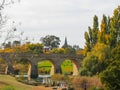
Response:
[13,58,30,75]
[61,59,80,76]
[37,59,56,76]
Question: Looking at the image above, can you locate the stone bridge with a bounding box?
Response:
[0,52,84,79]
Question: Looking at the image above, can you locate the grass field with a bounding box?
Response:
[0,75,32,90]
[0,75,53,90]
[38,60,73,74]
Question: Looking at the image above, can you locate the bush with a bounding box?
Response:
[71,76,104,90]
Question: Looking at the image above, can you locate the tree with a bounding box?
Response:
[92,15,99,45]
[97,6,120,48]
[84,15,99,55]
[80,43,110,76]
[40,35,61,49]
[100,45,120,90]
[73,45,80,51]
[98,15,110,44]
[84,31,91,53]
[100,60,120,90]
[27,43,43,54]
[64,46,76,54]
[0,0,20,30]
[0,0,20,49]
[109,6,120,48]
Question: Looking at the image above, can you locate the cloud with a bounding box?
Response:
[2,0,120,48]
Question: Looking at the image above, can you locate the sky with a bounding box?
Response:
[2,0,120,48]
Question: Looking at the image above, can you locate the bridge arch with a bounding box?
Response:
[13,58,30,75]
[0,53,84,79]
[61,58,80,76]
[37,59,55,75]
[36,57,63,75]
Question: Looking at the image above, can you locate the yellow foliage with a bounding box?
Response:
[12,44,29,52]
[4,48,15,53]
[101,23,106,30]
[0,44,29,53]
[51,48,65,54]
[92,43,110,61]
[0,49,4,53]
[76,49,85,56]
[44,51,50,54]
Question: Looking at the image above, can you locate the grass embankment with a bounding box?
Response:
[0,75,32,90]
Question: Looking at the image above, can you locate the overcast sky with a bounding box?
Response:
[3,0,120,48]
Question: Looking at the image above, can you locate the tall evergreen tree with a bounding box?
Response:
[84,15,99,54]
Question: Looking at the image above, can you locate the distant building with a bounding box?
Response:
[43,46,51,52]
[62,37,68,48]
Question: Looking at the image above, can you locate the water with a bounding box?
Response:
[15,74,51,78]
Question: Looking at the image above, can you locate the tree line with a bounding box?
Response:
[80,6,120,90]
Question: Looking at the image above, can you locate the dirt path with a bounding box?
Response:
[32,86,53,90]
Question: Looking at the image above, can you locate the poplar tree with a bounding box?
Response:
[84,15,99,54]
[109,6,120,48]
[98,15,110,44]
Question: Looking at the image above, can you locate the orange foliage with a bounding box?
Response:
[71,76,104,90]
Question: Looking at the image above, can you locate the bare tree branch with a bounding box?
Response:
[0,0,20,48]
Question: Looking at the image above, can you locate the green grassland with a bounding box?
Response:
[38,60,73,74]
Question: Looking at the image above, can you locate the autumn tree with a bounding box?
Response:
[98,6,120,47]
[109,6,120,48]
[80,43,110,76]
[82,6,120,78]
[98,15,110,44]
